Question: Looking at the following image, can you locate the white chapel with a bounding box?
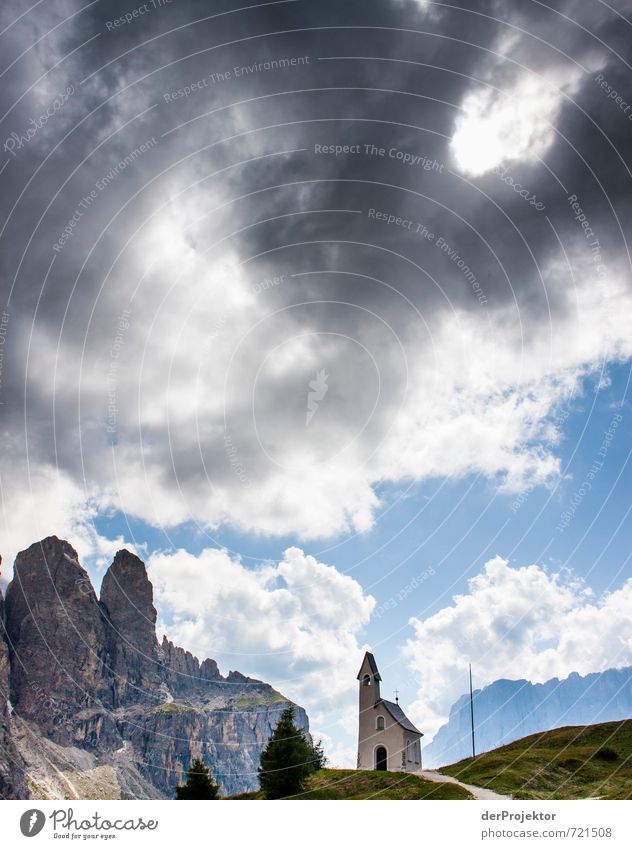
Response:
[357,651,423,772]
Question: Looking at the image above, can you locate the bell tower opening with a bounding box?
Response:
[357,653,382,713]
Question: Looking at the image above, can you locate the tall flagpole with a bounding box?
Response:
[469,664,476,758]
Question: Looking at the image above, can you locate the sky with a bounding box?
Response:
[0,0,631,766]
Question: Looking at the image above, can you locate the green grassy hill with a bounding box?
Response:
[439,719,632,800]
[231,768,472,799]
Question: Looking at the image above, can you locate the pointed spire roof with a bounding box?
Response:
[357,651,382,681]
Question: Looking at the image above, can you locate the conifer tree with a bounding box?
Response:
[258,705,324,798]
[175,757,220,799]
[311,738,327,771]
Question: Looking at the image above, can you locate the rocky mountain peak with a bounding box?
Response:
[4,536,111,739]
[0,537,309,798]
[10,536,95,601]
[159,635,222,695]
[99,549,162,704]
[100,549,157,632]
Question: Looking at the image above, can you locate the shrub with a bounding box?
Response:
[593,747,619,763]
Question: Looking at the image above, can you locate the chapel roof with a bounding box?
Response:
[378,698,423,736]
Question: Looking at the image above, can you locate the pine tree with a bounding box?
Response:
[258,705,323,799]
[311,738,327,771]
[175,757,220,799]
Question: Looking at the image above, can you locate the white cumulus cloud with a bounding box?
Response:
[148,545,375,764]
[405,556,632,738]
[0,460,137,585]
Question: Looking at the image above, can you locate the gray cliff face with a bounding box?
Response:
[99,549,164,704]
[123,701,310,797]
[5,537,112,741]
[0,589,28,799]
[424,667,632,768]
[0,537,309,799]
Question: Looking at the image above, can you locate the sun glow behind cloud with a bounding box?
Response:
[451,71,582,177]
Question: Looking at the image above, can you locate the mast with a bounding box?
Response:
[469,664,476,758]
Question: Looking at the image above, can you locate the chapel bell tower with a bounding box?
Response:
[358,652,381,712]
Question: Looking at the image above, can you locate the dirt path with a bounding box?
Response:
[421,769,511,800]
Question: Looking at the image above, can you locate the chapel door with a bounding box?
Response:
[375,746,387,770]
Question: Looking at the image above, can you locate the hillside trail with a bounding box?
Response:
[420,769,512,800]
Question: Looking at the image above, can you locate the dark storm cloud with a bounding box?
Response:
[1,0,631,540]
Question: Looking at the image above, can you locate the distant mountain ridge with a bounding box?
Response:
[424,666,632,768]
[0,536,308,799]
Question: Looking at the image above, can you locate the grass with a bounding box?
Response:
[230,692,287,710]
[27,778,50,800]
[229,768,472,800]
[439,719,632,800]
[153,701,196,715]
[268,689,291,704]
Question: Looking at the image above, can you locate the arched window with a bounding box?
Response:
[362,674,371,686]
[376,715,385,730]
